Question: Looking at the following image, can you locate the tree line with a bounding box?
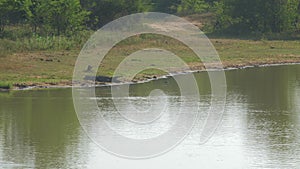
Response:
[0,0,299,37]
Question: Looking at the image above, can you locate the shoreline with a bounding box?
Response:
[1,37,300,91]
[3,61,300,91]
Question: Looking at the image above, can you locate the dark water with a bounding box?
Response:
[1,64,300,168]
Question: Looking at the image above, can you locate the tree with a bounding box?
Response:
[214,0,300,34]
[151,0,180,13]
[177,0,209,15]
[26,0,89,36]
[211,0,234,32]
[80,0,152,29]
[297,2,300,31]
[0,0,25,33]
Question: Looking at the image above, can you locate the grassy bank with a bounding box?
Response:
[0,25,92,57]
[0,32,300,89]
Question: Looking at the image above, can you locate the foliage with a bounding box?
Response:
[80,0,152,28]
[0,0,25,34]
[213,0,300,34]
[27,0,90,36]
[0,0,300,41]
[151,0,180,13]
[177,0,209,15]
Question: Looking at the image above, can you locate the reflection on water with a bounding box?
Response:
[226,65,300,168]
[0,64,300,168]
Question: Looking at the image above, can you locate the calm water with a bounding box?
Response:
[1,64,300,168]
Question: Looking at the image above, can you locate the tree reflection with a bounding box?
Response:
[226,65,300,168]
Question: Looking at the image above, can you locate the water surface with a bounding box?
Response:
[1,64,300,168]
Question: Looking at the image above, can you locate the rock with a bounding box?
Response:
[45,59,53,62]
[84,75,120,83]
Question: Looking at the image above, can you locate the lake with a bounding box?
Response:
[1,64,300,168]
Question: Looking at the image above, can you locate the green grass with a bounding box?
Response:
[211,39,300,67]
[0,16,299,88]
[0,26,92,57]
[97,34,201,77]
[97,34,300,77]
[0,32,300,88]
